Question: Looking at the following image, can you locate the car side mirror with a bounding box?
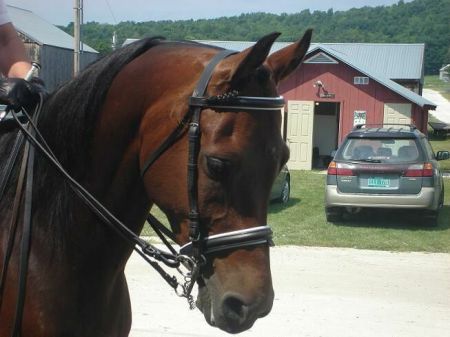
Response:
[436,150,450,161]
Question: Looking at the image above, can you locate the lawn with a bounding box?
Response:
[428,130,450,171]
[143,170,450,253]
[269,171,450,252]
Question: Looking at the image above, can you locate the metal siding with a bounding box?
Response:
[40,46,98,91]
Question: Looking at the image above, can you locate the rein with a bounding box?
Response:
[0,47,283,334]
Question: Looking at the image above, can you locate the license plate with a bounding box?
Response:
[368,177,390,188]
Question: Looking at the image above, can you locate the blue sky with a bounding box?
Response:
[7,0,412,25]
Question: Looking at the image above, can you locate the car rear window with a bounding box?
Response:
[337,138,421,163]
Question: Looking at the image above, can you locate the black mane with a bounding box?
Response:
[38,37,164,178]
[0,37,163,244]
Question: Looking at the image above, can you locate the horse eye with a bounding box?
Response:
[206,156,230,180]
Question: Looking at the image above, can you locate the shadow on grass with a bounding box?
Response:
[268,197,301,214]
[333,205,450,231]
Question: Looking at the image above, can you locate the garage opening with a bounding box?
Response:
[312,101,340,169]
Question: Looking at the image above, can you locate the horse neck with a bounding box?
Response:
[29,82,155,272]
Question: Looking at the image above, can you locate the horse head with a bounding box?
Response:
[132,30,312,333]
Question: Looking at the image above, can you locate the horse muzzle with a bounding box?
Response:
[195,246,274,334]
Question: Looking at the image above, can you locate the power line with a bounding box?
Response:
[104,0,118,24]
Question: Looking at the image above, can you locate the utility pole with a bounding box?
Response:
[112,31,117,51]
[73,0,81,76]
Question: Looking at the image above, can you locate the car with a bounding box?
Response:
[270,165,290,203]
[325,124,450,225]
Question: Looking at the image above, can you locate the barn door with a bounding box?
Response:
[286,100,314,170]
[383,103,412,126]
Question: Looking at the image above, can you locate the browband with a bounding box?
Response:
[189,95,286,111]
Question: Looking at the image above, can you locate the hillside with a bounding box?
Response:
[62,0,450,74]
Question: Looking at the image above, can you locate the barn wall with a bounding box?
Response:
[23,42,98,91]
[40,46,98,91]
[279,59,426,143]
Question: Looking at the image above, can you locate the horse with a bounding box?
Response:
[0,29,312,336]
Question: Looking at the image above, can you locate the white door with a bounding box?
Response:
[383,103,412,125]
[286,100,314,170]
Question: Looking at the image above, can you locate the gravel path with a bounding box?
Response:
[423,89,450,124]
[126,246,450,337]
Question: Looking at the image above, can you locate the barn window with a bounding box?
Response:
[354,76,369,85]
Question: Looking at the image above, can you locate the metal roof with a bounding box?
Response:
[122,38,434,108]
[309,44,434,109]
[8,5,97,53]
[319,43,424,80]
[194,41,424,81]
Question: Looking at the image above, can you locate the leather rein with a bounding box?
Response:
[0,48,284,335]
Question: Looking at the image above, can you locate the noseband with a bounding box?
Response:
[141,49,282,261]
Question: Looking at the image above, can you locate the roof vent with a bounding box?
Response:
[304,52,338,64]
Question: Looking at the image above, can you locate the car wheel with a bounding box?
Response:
[438,186,444,209]
[422,187,445,226]
[279,179,290,204]
[325,206,343,222]
[422,210,439,226]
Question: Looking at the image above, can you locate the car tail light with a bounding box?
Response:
[327,161,355,176]
[423,163,433,177]
[327,161,337,175]
[404,163,433,177]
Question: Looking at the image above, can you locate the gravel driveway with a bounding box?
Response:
[423,89,450,124]
[126,246,450,337]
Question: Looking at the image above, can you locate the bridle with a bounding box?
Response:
[0,47,285,335]
[141,49,284,263]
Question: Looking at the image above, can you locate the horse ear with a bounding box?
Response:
[266,29,313,83]
[219,32,281,87]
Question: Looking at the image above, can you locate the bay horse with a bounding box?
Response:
[0,29,312,336]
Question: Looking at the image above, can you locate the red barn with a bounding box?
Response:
[125,38,437,170]
[278,43,435,169]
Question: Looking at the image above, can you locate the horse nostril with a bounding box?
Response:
[221,294,249,326]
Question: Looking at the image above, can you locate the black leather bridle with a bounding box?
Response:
[141,49,283,261]
[0,48,285,335]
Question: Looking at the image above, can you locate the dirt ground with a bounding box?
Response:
[423,89,450,124]
[125,246,450,337]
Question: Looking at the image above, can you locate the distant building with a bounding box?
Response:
[439,64,450,82]
[8,5,99,90]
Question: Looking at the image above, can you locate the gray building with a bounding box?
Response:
[8,5,98,91]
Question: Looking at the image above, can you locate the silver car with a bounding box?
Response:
[270,165,290,203]
[325,125,449,225]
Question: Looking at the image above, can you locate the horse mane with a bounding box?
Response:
[0,37,166,249]
[37,36,165,178]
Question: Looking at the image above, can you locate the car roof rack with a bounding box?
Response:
[352,123,417,132]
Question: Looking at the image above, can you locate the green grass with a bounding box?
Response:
[429,136,450,171]
[269,171,450,253]
[424,75,450,101]
[143,170,450,253]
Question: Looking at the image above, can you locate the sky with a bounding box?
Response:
[6,0,412,25]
